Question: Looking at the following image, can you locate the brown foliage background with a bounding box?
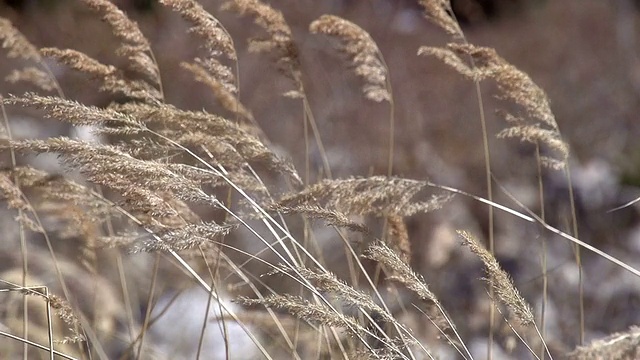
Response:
[1,0,640,358]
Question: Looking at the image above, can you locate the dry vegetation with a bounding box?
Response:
[0,0,639,359]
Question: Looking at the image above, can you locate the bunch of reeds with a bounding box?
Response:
[0,1,638,359]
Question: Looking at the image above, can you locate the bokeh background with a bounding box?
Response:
[1,0,640,359]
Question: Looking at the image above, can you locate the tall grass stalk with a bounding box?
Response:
[0,1,638,359]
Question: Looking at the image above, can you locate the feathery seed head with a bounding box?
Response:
[310,15,390,103]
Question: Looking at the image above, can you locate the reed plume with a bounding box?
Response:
[0,2,634,359]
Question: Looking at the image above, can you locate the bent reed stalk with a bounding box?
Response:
[0,1,637,359]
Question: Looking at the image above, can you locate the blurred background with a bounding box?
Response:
[1,0,640,358]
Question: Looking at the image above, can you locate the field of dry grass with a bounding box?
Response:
[1,0,640,359]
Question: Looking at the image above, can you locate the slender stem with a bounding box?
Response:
[381,56,395,177]
[44,287,54,360]
[135,254,160,360]
[0,330,77,360]
[535,144,548,360]
[1,97,30,360]
[492,178,640,277]
[302,96,332,179]
[564,166,584,344]
[474,78,495,360]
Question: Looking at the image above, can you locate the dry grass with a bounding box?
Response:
[0,1,638,359]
